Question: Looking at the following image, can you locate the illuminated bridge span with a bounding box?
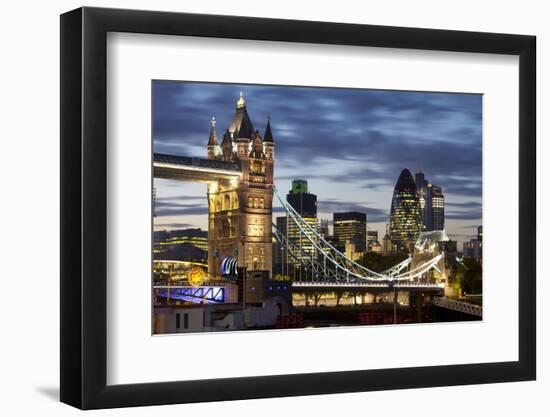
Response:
[153,151,445,294]
[273,186,444,290]
[293,282,444,289]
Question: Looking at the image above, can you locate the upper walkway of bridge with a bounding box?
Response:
[154,153,242,182]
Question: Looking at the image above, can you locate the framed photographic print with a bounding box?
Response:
[60,7,536,409]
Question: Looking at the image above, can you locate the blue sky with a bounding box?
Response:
[153,81,482,246]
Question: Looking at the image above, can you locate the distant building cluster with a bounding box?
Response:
[155,164,479,270]
[463,225,482,261]
[386,168,454,254]
[153,228,210,285]
[154,228,209,260]
[273,179,380,274]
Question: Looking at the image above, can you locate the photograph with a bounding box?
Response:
[152,81,483,334]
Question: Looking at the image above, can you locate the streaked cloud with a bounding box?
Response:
[153,81,482,242]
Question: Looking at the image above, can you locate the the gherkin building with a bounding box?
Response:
[389,168,422,248]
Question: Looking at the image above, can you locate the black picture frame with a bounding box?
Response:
[60,6,536,410]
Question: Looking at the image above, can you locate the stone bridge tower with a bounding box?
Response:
[206,93,274,279]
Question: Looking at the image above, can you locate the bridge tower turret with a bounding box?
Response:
[235,121,251,160]
[207,117,220,160]
[221,129,234,161]
[263,115,274,161]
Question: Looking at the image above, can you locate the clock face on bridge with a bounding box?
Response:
[187,267,206,287]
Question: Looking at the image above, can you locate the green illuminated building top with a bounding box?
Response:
[291,179,309,194]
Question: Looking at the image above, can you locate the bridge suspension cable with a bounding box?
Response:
[273,186,443,283]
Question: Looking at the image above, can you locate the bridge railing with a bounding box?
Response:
[433,296,483,317]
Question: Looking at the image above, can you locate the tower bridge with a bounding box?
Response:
[153,93,447,310]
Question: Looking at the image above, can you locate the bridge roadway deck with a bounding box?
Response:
[292,281,445,291]
[154,281,443,291]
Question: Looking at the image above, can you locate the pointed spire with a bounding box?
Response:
[207,116,218,146]
[221,128,232,145]
[236,91,246,109]
[236,110,254,139]
[384,223,390,239]
[221,129,233,160]
[263,114,274,143]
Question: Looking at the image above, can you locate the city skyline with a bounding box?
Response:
[153,81,482,246]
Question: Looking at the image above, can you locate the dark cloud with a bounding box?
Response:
[154,222,195,229]
[155,201,208,217]
[445,184,482,198]
[361,180,393,191]
[156,195,204,202]
[153,81,482,231]
[317,199,388,223]
[446,201,482,209]
[445,210,483,220]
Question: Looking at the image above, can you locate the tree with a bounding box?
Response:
[358,252,409,273]
[312,292,322,307]
[334,289,344,306]
[448,258,482,297]
[461,258,482,294]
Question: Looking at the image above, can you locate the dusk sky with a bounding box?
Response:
[153,81,482,247]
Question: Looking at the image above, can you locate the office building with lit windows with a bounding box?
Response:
[414,171,445,231]
[390,168,422,249]
[427,184,444,230]
[333,211,367,253]
[415,172,428,229]
[286,179,317,264]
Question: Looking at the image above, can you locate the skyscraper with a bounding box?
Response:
[286,179,317,264]
[390,168,422,249]
[415,172,428,229]
[427,184,444,231]
[286,179,317,218]
[333,212,367,253]
[414,171,445,231]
